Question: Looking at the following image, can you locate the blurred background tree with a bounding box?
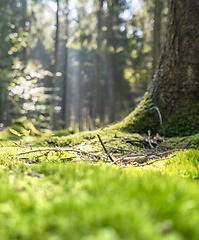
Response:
[0,0,168,131]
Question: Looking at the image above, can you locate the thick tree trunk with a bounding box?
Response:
[116,0,199,137]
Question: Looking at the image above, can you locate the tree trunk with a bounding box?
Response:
[52,0,60,130]
[152,0,162,75]
[107,3,115,123]
[94,0,103,128]
[62,6,69,129]
[22,0,27,62]
[117,0,199,137]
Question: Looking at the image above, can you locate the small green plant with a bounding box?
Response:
[9,128,30,137]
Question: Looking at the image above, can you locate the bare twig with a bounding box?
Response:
[148,106,162,125]
[97,134,114,162]
[110,152,133,165]
[60,156,76,161]
[35,150,50,160]
[133,154,176,167]
[147,130,154,148]
[12,141,32,149]
[13,148,62,156]
[155,149,181,156]
[62,147,109,160]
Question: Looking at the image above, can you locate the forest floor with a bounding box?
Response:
[1,127,199,239]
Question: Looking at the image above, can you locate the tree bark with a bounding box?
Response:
[152,0,162,75]
[62,5,69,129]
[94,0,103,127]
[117,0,199,137]
[107,3,115,123]
[52,0,60,130]
[22,0,27,62]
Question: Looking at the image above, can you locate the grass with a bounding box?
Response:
[1,143,199,239]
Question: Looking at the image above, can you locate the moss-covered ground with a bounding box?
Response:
[1,126,199,239]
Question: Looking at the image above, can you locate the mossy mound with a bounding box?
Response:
[109,95,161,135]
[110,95,199,137]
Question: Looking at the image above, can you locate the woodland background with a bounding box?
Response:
[0,0,168,131]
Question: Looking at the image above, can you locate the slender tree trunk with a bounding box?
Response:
[94,0,103,127]
[52,0,60,130]
[22,0,27,62]
[78,51,83,131]
[62,8,69,129]
[117,0,199,137]
[107,3,115,123]
[0,86,3,124]
[152,0,162,75]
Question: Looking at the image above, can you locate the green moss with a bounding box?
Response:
[1,147,199,239]
[187,66,194,83]
[40,130,100,147]
[165,133,199,150]
[109,97,199,137]
[163,102,199,137]
[109,94,163,135]
[163,149,199,180]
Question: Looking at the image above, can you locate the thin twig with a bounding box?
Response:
[133,154,176,167]
[35,150,50,160]
[148,106,162,125]
[12,148,62,156]
[63,147,109,160]
[12,141,32,149]
[147,130,154,148]
[60,156,76,161]
[110,152,133,165]
[97,134,114,162]
[155,149,181,156]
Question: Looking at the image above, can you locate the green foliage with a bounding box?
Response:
[9,128,30,137]
[8,60,52,125]
[0,0,55,128]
